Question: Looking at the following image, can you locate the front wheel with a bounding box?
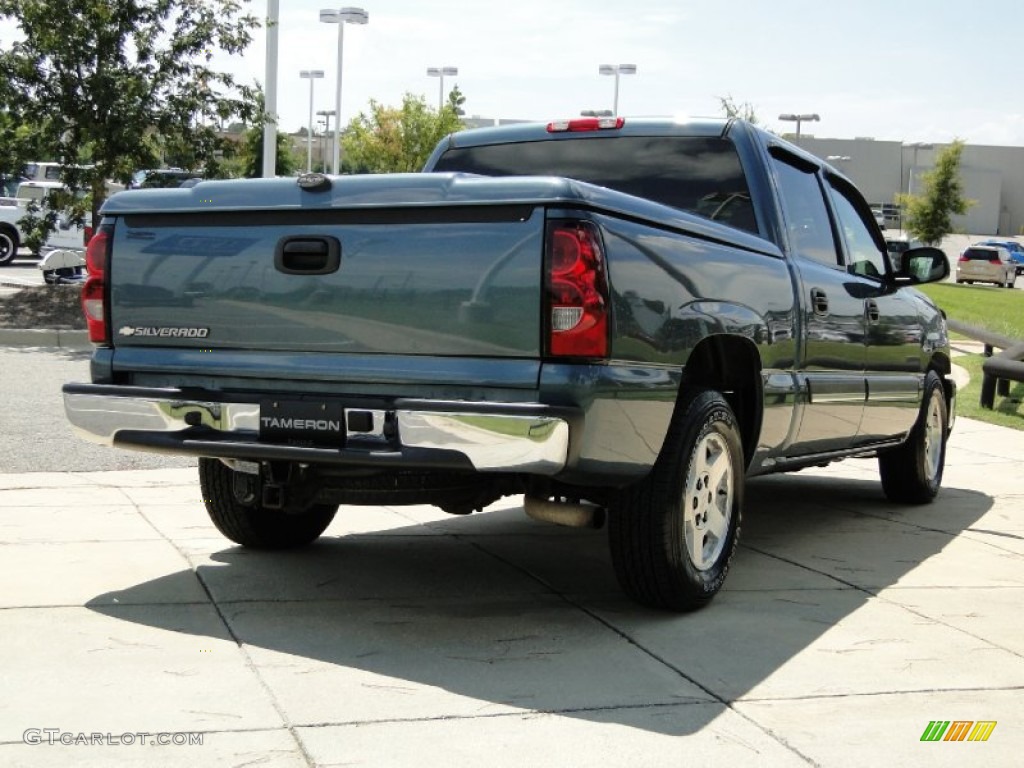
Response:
[878,371,948,504]
[198,458,338,548]
[608,387,743,611]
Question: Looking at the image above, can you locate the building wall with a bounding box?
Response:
[800,137,1024,236]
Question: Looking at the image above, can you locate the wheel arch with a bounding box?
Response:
[679,334,763,469]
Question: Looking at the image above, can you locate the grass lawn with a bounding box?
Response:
[917,282,1024,430]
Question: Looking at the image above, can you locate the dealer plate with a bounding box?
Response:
[259,400,346,446]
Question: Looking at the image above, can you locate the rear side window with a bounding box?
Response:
[770,155,838,267]
[433,136,759,234]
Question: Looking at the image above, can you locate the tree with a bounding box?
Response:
[718,94,760,125]
[233,122,300,178]
[0,0,261,230]
[896,140,973,245]
[342,89,466,174]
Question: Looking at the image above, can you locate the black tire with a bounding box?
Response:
[198,458,338,548]
[878,370,948,504]
[0,226,17,266]
[608,387,743,611]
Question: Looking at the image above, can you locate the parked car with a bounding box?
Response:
[955,245,1017,287]
[129,168,200,189]
[885,237,922,272]
[975,239,1024,276]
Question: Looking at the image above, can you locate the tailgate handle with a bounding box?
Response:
[275,236,341,275]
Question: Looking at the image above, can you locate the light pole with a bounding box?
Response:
[320,7,369,175]
[426,66,458,111]
[904,142,933,195]
[778,113,820,141]
[317,109,335,172]
[598,64,636,116]
[262,0,280,177]
[299,70,324,172]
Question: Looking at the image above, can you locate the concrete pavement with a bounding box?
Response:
[0,417,1022,766]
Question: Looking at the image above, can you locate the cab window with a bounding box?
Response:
[770,154,839,267]
[827,178,887,279]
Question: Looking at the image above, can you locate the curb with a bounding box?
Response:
[0,328,90,349]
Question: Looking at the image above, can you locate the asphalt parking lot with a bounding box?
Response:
[1,415,1022,767]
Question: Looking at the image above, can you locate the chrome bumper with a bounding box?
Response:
[63,385,571,475]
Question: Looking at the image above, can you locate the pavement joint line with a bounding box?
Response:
[72,484,315,767]
[732,684,1024,704]
[745,543,1024,661]
[456,533,822,767]
[182,543,318,767]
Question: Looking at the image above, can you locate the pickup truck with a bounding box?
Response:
[0,181,92,265]
[63,117,955,611]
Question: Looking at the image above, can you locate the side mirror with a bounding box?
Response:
[895,246,949,284]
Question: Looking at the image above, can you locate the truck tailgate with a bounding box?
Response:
[109,203,544,358]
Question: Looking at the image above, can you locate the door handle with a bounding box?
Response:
[810,288,829,316]
[274,236,341,275]
[865,299,880,324]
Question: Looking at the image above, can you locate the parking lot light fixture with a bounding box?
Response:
[320,7,369,174]
[599,64,637,117]
[778,112,820,141]
[426,66,458,111]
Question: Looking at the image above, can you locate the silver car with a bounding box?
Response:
[955,245,1017,288]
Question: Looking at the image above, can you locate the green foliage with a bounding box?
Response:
[0,0,261,235]
[234,124,299,178]
[917,282,1024,340]
[916,282,1024,431]
[0,111,45,178]
[342,90,466,174]
[896,140,973,245]
[718,94,760,125]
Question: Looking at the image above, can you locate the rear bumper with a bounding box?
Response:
[63,383,573,475]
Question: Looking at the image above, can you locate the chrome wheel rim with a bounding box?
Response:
[682,432,733,571]
[923,389,944,482]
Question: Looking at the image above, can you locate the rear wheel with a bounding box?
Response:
[0,227,17,266]
[198,458,338,548]
[878,371,947,504]
[608,387,743,611]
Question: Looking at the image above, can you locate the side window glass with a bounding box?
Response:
[771,156,838,267]
[827,180,887,279]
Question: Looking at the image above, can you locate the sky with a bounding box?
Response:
[3,0,1024,147]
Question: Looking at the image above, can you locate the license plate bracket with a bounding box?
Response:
[259,399,346,446]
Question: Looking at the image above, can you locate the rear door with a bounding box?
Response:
[769,149,866,454]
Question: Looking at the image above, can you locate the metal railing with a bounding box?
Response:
[947,319,1024,408]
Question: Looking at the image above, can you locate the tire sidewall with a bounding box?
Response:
[0,229,16,265]
[663,394,744,598]
[916,372,947,497]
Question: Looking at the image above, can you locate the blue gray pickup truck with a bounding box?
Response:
[64,117,955,611]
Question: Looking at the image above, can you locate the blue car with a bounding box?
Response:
[977,240,1024,275]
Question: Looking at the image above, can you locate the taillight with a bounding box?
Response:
[958,255,968,262]
[546,221,609,358]
[82,222,113,344]
[989,258,1002,265]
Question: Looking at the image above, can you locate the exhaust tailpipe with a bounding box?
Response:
[524,496,605,529]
